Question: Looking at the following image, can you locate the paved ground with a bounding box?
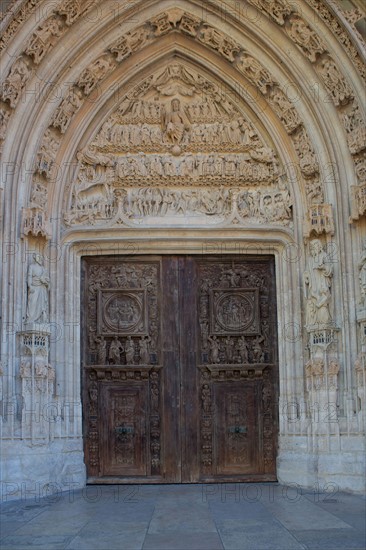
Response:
[0,483,365,549]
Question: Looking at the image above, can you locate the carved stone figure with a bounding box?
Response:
[248,0,292,26]
[77,56,114,95]
[125,336,135,363]
[139,335,151,364]
[318,57,353,106]
[208,335,220,363]
[109,336,123,365]
[52,87,83,133]
[237,336,249,363]
[358,240,366,306]
[1,57,32,108]
[287,16,325,62]
[95,335,107,364]
[224,336,235,363]
[236,53,275,94]
[252,335,265,362]
[26,254,50,324]
[162,98,190,149]
[25,16,64,64]
[304,239,333,327]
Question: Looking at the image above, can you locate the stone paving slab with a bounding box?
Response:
[0,484,365,550]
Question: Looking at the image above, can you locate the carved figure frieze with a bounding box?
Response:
[29,179,48,209]
[351,184,366,221]
[236,53,275,94]
[51,87,83,133]
[86,261,160,366]
[317,56,354,107]
[342,101,366,156]
[292,127,319,176]
[25,16,64,64]
[77,55,115,96]
[0,105,11,140]
[286,15,326,63]
[247,0,293,26]
[304,239,333,329]
[268,87,302,134]
[1,57,32,108]
[57,0,98,26]
[36,128,60,179]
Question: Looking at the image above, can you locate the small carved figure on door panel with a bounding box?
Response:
[208,335,220,363]
[109,336,124,365]
[237,336,249,363]
[125,336,135,364]
[95,335,107,364]
[139,335,151,364]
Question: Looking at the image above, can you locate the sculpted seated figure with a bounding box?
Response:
[162,98,190,152]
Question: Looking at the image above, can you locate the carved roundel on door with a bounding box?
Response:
[98,289,147,335]
[210,288,260,335]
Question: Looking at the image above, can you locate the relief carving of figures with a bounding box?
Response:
[162,98,191,151]
[125,336,135,364]
[358,240,366,306]
[318,57,354,107]
[22,207,50,239]
[293,127,319,176]
[247,0,293,26]
[224,336,235,363]
[139,336,151,364]
[286,16,325,62]
[30,179,48,209]
[36,129,60,178]
[109,336,124,365]
[304,239,333,328]
[237,336,249,363]
[268,87,301,134]
[58,0,97,26]
[94,335,107,364]
[77,56,115,96]
[198,26,240,61]
[51,87,83,133]
[1,57,32,108]
[252,335,265,362]
[110,26,150,62]
[342,101,366,155]
[26,254,50,324]
[236,53,275,94]
[0,106,10,140]
[25,16,64,64]
[208,335,220,363]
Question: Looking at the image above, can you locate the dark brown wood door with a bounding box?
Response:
[82,255,278,483]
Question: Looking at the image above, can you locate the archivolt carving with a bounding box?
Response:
[1,7,355,217]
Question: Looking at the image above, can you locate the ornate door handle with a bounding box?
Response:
[228,426,247,434]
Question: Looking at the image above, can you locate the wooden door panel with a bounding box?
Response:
[82,255,278,483]
[101,384,148,476]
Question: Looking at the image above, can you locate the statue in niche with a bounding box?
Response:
[94,335,107,364]
[139,335,151,364]
[162,98,191,154]
[208,335,220,363]
[358,239,366,306]
[109,336,123,365]
[125,336,135,363]
[304,239,333,327]
[26,254,50,324]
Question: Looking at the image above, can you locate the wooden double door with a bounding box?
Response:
[82,255,278,483]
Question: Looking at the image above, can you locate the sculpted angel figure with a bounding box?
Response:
[162,98,191,145]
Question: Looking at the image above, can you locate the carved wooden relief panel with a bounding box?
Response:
[82,255,278,483]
